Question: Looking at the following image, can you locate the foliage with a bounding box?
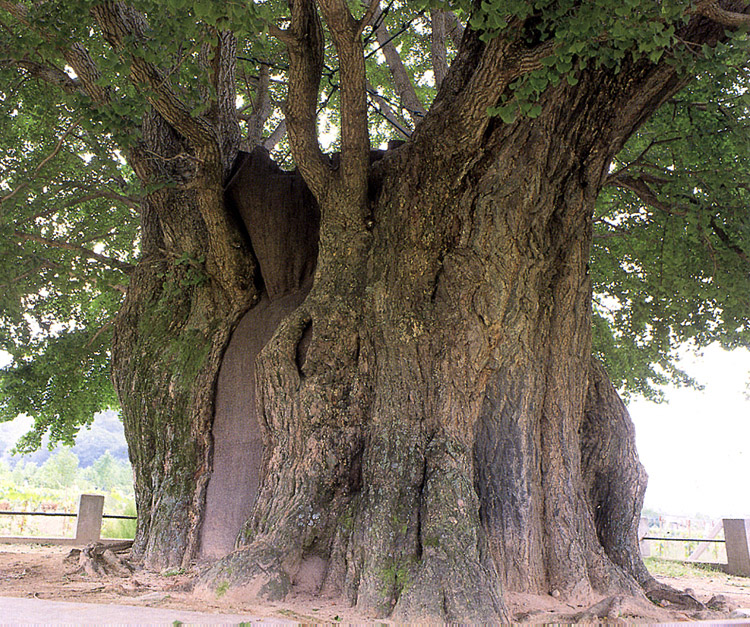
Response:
[0,62,136,446]
[0,0,749,445]
[0,410,129,466]
[0,446,135,539]
[593,42,750,398]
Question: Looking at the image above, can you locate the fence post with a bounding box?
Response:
[723,518,750,577]
[638,517,651,557]
[75,494,105,544]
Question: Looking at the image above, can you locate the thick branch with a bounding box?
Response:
[370,5,426,119]
[91,2,218,151]
[211,30,242,168]
[413,29,556,152]
[430,9,449,88]
[283,0,330,198]
[317,0,371,193]
[63,43,110,105]
[695,0,750,27]
[14,230,135,273]
[246,63,272,148]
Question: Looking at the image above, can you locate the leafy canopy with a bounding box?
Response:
[1,0,749,449]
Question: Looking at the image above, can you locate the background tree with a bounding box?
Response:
[1,0,750,621]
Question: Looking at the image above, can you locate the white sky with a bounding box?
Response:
[628,343,750,519]
[0,345,748,518]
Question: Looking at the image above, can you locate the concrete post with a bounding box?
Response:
[639,517,651,557]
[723,518,750,577]
[75,494,105,544]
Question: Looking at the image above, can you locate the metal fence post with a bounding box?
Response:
[75,494,105,544]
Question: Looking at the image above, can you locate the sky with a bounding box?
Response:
[0,344,748,519]
[628,343,750,519]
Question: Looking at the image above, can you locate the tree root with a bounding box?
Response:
[642,579,705,610]
[195,542,292,602]
[574,594,627,622]
[65,542,134,578]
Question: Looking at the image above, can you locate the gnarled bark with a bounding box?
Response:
[104,2,736,621]
[193,11,732,618]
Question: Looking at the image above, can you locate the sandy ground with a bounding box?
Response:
[0,543,749,624]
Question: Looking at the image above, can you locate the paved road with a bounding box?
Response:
[0,596,290,625]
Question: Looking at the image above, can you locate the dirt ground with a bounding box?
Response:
[0,544,749,624]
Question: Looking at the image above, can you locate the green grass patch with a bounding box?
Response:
[215,581,229,598]
[645,557,724,579]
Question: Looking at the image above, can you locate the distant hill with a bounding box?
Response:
[0,411,129,468]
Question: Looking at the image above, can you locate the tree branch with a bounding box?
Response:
[0,1,108,104]
[63,43,110,105]
[415,30,557,151]
[14,230,135,273]
[28,190,141,223]
[283,0,331,198]
[370,4,426,119]
[430,9,449,88]
[263,119,287,151]
[318,0,371,193]
[2,58,81,93]
[210,30,242,169]
[91,2,218,152]
[246,63,273,148]
[694,0,750,27]
[357,0,380,39]
[367,81,410,138]
[1,116,83,206]
[605,172,687,217]
[710,216,750,265]
[444,11,464,47]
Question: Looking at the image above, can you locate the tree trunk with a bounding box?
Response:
[113,12,731,619]
[111,111,257,569]
[196,83,655,619]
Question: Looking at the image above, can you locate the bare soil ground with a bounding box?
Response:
[0,544,748,623]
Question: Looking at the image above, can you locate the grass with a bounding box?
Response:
[645,557,724,579]
[215,581,229,598]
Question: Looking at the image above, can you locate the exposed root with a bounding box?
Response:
[389,555,509,623]
[65,542,134,578]
[706,593,737,613]
[574,594,627,622]
[196,543,292,602]
[643,579,705,610]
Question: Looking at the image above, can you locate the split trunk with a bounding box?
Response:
[111,32,705,623]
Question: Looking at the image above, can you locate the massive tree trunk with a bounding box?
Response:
[103,3,732,621]
[196,57,682,621]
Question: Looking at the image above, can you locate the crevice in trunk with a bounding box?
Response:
[199,149,321,559]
